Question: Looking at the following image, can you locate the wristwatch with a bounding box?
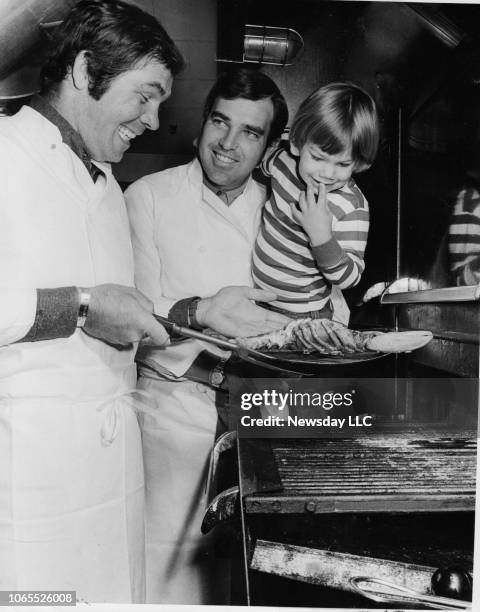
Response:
[76,287,91,328]
[210,357,228,388]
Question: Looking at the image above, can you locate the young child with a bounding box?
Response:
[252,82,379,324]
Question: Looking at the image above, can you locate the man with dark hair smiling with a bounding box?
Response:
[0,2,285,603]
[0,1,182,603]
[125,66,289,604]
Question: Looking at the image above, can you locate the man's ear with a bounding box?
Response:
[290,141,300,157]
[71,50,90,91]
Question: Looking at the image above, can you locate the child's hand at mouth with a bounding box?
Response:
[290,182,334,246]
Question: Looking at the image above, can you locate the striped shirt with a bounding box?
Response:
[448,180,480,286]
[252,146,369,314]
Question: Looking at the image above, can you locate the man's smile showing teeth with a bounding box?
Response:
[213,151,236,164]
[118,126,137,142]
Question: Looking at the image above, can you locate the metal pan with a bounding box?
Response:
[258,349,390,366]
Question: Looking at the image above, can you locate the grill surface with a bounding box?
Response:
[242,428,477,514]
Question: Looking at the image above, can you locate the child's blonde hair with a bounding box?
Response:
[290,82,379,171]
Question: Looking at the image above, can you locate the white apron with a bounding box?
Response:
[0,107,144,603]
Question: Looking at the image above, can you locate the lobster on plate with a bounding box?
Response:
[236,319,434,356]
[236,318,380,356]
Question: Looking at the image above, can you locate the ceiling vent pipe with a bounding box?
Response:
[405,3,466,49]
[0,0,75,100]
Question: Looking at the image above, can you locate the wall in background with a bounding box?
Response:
[114,0,217,184]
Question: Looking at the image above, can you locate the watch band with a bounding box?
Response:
[187,297,203,330]
[76,287,91,328]
[210,357,228,388]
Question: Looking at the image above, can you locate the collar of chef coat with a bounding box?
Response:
[10,105,112,202]
[188,157,265,243]
[202,174,247,205]
[29,95,104,183]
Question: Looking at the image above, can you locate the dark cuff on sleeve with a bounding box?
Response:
[311,237,345,269]
[168,296,202,329]
[21,287,79,342]
[185,350,228,388]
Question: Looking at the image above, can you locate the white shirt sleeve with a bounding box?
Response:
[125,179,176,316]
[0,288,37,346]
[126,178,204,377]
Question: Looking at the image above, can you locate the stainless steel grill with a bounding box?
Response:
[243,428,476,514]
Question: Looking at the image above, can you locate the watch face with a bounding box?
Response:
[211,370,224,386]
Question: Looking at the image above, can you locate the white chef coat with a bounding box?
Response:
[125,159,265,604]
[0,288,37,344]
[0,106,145,603]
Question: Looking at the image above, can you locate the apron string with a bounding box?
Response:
[97,389,156,445]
